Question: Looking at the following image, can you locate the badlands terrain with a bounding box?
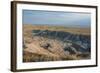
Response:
[23,25,91,62]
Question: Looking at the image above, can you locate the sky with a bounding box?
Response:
[23,10,91,28]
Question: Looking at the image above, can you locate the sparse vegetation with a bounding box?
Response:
[23,51,80,62]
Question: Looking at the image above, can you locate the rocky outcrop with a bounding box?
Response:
[32,30,90,58]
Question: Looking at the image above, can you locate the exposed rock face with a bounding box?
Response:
[32,30,91,55]
[40,42,52,49]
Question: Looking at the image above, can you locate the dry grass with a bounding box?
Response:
[23,24,90,36]
[23,51,80,62]
[23,51,61,62]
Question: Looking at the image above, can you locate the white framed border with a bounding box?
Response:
[14,2,97,70]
